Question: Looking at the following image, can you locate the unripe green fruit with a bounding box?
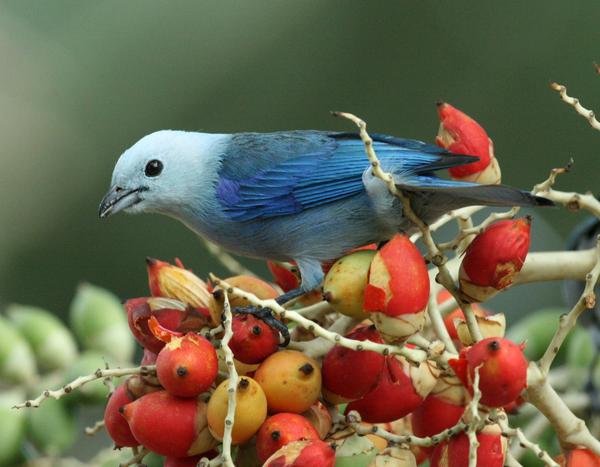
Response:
[507,308,571,363]
[323,250,376,319]
[27,398,77,456]
[70,283,134,363]
[566,326,595,389]
[7,304,77,372]
[0,315,37,384]
[0,388,27,466]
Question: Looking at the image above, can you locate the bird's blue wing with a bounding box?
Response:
[215,131,476,221]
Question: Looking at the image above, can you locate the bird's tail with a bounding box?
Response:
[397,177,554,211]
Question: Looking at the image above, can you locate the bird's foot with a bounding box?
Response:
[232,305,290,347]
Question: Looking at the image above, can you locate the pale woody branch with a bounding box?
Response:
[209,274,431,364]
[347,410,468,448]
[200,291,237,467]
[538,236,600,375]
[85,420,105,436]
[551,82,600,132]
[119,447,149,467]
[14,366,156,409]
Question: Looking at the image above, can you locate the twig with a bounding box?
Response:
[437,208,519,252]
[347,410,467,448]
[85,420,105,436]
[526,362,600,454]
[210,275,429,364]
[551,82,600,132]
[411,206,485,242]
[218,290,237,467]
[466,366,483,467]
[119,447,149,467]
[532,161,600,218]
[407,333,455,364]
[503,450,524,467]
[288,315,356,359]
[515,249,597,284]
[425,292,458,355]
[14,366,156,409]
[538,236,600,375]
[494,411,558,467]
[510,413,550,461]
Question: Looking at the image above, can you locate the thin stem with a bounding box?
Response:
[14,366,156,409]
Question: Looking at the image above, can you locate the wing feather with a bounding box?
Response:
[215,131,476,221]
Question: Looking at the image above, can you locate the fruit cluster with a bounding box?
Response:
[0,284,136,466]
[102,258,336,466]
[10,102,600,467]
[99,226,537,467]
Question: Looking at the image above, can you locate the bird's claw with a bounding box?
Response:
[232,305,290,347]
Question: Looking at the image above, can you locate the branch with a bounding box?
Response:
[551,82,600,132]
[210,275,430,364]
[14,366,156,409]
[437,208,519,252]
[288,315,357,359]
[515,249,597,284]
[510,413,550,462]
[119,447,149,467]
[466,366,483,467]
[495,412,558,467]
[347,410,468,448]
[218,291,238,466]
[411,206,485,242]
[85,420,105,436]
[525,363,600,454]
[538,237,600,375]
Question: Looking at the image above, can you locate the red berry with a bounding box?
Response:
[268,261,301,292]
[346,355,438,423]
[125,297,210,353]
[122,390,217,457]
[449,337,528,407]
[364,235,429,342]
[321,324,385,400]
[412,395,465,440]
[156,333,218,397]
[364,235,429,317]
[430,427,506,467]
[103,383,138,447]
[435,102,492,178]
[229,314,280,364]
[556,448,600,466]
[256,413,320,463]
[459,218,531,303]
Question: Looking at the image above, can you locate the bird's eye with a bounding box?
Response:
[145,159,163,177]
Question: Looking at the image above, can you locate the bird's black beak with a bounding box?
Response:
[98,185,146,218]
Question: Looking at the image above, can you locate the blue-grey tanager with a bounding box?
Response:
[99,130,551,295]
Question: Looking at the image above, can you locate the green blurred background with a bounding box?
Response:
[1,1,600,465]
[1,0,599,322]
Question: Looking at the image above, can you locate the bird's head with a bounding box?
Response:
[99,130,222,219]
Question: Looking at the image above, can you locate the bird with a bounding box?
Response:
[99,129,552,302]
